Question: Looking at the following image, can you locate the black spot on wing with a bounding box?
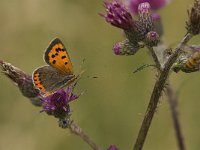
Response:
[52,60,56,64]
[45,38,64,64]
[61,56,67,59]
[56,48,60,52]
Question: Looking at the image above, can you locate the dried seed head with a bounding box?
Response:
[186,0,200,35]
[0,60,42,106]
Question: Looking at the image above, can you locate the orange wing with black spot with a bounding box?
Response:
[33,70,46,94]
[32,65,76,95]
[44,38,73,75]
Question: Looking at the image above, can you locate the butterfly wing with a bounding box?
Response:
[44,38,73,75]
[32,65,76,94]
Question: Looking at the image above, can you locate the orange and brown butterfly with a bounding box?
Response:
[32,38,81,95]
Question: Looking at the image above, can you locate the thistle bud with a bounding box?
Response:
[145,31,159,46]
[113,39,140,55]
[133,2,154,42]
[138,2,153,32]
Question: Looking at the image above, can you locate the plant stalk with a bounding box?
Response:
[69,121,102,150]
[133,33,192,150]
[166,84,186,150]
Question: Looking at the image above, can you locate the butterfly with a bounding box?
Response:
[32,38,80,95]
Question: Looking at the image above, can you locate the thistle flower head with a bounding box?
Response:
[113,39,140,55]
[129,0,170,14]
[107,145,119,150]
[186,0,200,35]
[41,85,79,119]
[0,60,42,106]
[102,0,135,30]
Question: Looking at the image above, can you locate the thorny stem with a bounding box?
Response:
[69,121,102,150]
[166,84,186,150]
[133,33,193,150]
[148,42,186,149]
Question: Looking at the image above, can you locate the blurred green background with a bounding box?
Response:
[0,0,200,149]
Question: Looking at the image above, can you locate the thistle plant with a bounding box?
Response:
[0,60,101,150]
[102,0,200,150]
[1,0,200,150]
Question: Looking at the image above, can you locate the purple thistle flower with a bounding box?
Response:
[107,145,119,150]
[41,85,79,119]
[128,0,170,14]
[102,0,135,30]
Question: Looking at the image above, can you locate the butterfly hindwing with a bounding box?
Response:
[33,65,75,94]
[44,38,73,74]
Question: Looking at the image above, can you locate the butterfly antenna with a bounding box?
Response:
[78,58,98,79]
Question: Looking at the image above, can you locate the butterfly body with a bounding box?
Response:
[32,38,78,95]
